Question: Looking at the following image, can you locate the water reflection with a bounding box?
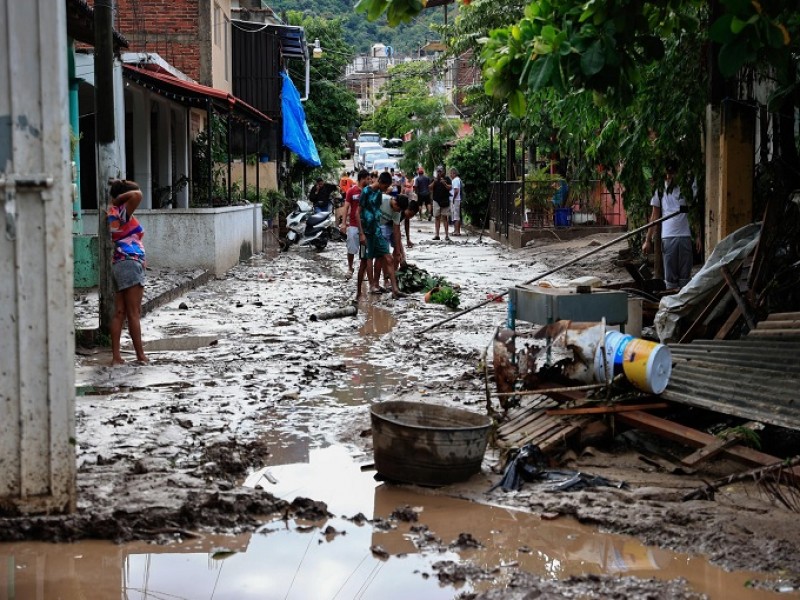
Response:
[0,447,786,600]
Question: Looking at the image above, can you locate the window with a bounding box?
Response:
[214,4,221,47]
[223,16,229,81]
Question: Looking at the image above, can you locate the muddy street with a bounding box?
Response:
[2,221,799,598]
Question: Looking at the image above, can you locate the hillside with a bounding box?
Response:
[267,0,448,55]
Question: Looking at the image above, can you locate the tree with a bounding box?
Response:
[445,129,500,225]
[285,12,360,184]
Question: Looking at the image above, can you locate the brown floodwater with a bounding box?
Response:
[0,445,788,600]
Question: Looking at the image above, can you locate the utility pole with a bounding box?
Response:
[94,0,117,334]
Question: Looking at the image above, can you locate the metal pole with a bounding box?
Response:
[227,112,232,203]
[94,0,116,335]
[419,208,688,334]
[206,100,213,206]
[478,126,494,242]
[242,121,247,199]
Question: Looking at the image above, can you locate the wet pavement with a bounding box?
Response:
[2,220,797,598]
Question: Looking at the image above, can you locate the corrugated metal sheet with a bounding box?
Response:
[665,317,800,430]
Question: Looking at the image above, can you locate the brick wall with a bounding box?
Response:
[113,0,208,84]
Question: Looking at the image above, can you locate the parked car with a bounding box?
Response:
[356,143,383,168]
[354,132,382,160]
[373,158,400,172]
[364,150,390,171]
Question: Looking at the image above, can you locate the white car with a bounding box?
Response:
[356,142,383,169]
[364,150,390,170]
[373,158,399,172]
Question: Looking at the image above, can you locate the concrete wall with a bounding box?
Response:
[82,205,262,275]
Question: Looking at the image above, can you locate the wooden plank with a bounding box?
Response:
[678,280,729,343]
[617,412,800,482]
[680,437,734,467]
[680,422,759,467]
[714,305,742,340]
[546,403,669,416]
[720,264,756,330]
[497,410,548,436]
[539,423,583,453]
[501,417,562,445]
[499,423,563,449]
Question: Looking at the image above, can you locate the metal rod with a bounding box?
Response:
[494,382,608,397]
[420,208,687,334]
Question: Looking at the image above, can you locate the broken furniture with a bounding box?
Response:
[507,284,629,331]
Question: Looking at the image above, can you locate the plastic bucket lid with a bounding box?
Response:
[594,331,633,383]
[622,339,672,394]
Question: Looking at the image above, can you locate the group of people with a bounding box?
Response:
[340,169,419,301]
[410,166,463,239]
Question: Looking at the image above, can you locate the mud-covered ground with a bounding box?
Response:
[3,220,798,597]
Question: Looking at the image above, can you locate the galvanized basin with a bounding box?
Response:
[370,401,492,486]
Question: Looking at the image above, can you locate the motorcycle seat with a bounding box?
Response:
[308,212,331,226]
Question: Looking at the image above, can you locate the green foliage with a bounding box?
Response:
[520,167,562,211]
[445,129,499,225]
[395,263,450,293]
[266,0,444,54]
[191,114,229,206]
[429,285,460,310]
[253,188,291,220]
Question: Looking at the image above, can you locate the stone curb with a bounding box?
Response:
[75,270,214,346]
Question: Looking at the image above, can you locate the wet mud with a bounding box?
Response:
[2,222,798,597]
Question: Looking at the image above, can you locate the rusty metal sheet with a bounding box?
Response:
[664,335,800,431]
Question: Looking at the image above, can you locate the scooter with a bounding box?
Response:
[281,198,337,251]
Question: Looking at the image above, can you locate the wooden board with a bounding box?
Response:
[618,411,800,482]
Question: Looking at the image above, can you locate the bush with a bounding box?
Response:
[446,130,501,226]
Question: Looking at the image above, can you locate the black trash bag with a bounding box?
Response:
[490,444,548,492]
[537,470,626,492]
[490,444,627,493]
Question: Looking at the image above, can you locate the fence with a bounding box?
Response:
[490,179,627,236]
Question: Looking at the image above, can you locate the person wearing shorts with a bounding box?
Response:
[413,167,432,221]
[341,170,369,279]
[431,166,452,241]
[107,179,148,366]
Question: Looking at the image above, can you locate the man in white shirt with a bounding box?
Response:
[642,161,700,289]
[449,167,463,236]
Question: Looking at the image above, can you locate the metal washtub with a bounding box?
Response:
[370,401,492,486]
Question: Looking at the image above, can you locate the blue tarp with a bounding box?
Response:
[281,71,321,167]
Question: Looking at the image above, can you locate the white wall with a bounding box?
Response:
[82,205,262,275]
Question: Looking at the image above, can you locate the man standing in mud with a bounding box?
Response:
[359,172,404,299]
[341,169,370,281]
[431,166,452,241]
[413,167,432,221]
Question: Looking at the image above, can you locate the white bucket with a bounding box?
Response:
[594,331,633,383]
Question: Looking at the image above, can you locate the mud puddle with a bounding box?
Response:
[2,446,783,599]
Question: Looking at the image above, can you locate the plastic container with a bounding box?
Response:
[594,331,633,383]
[554,207,572,227]
[621,338,673,394]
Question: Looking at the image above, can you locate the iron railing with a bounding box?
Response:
[490,179,628,236]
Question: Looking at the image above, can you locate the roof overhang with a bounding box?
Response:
[123,64,273,125]
[232,20,308,60]
[66,0,128,49]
